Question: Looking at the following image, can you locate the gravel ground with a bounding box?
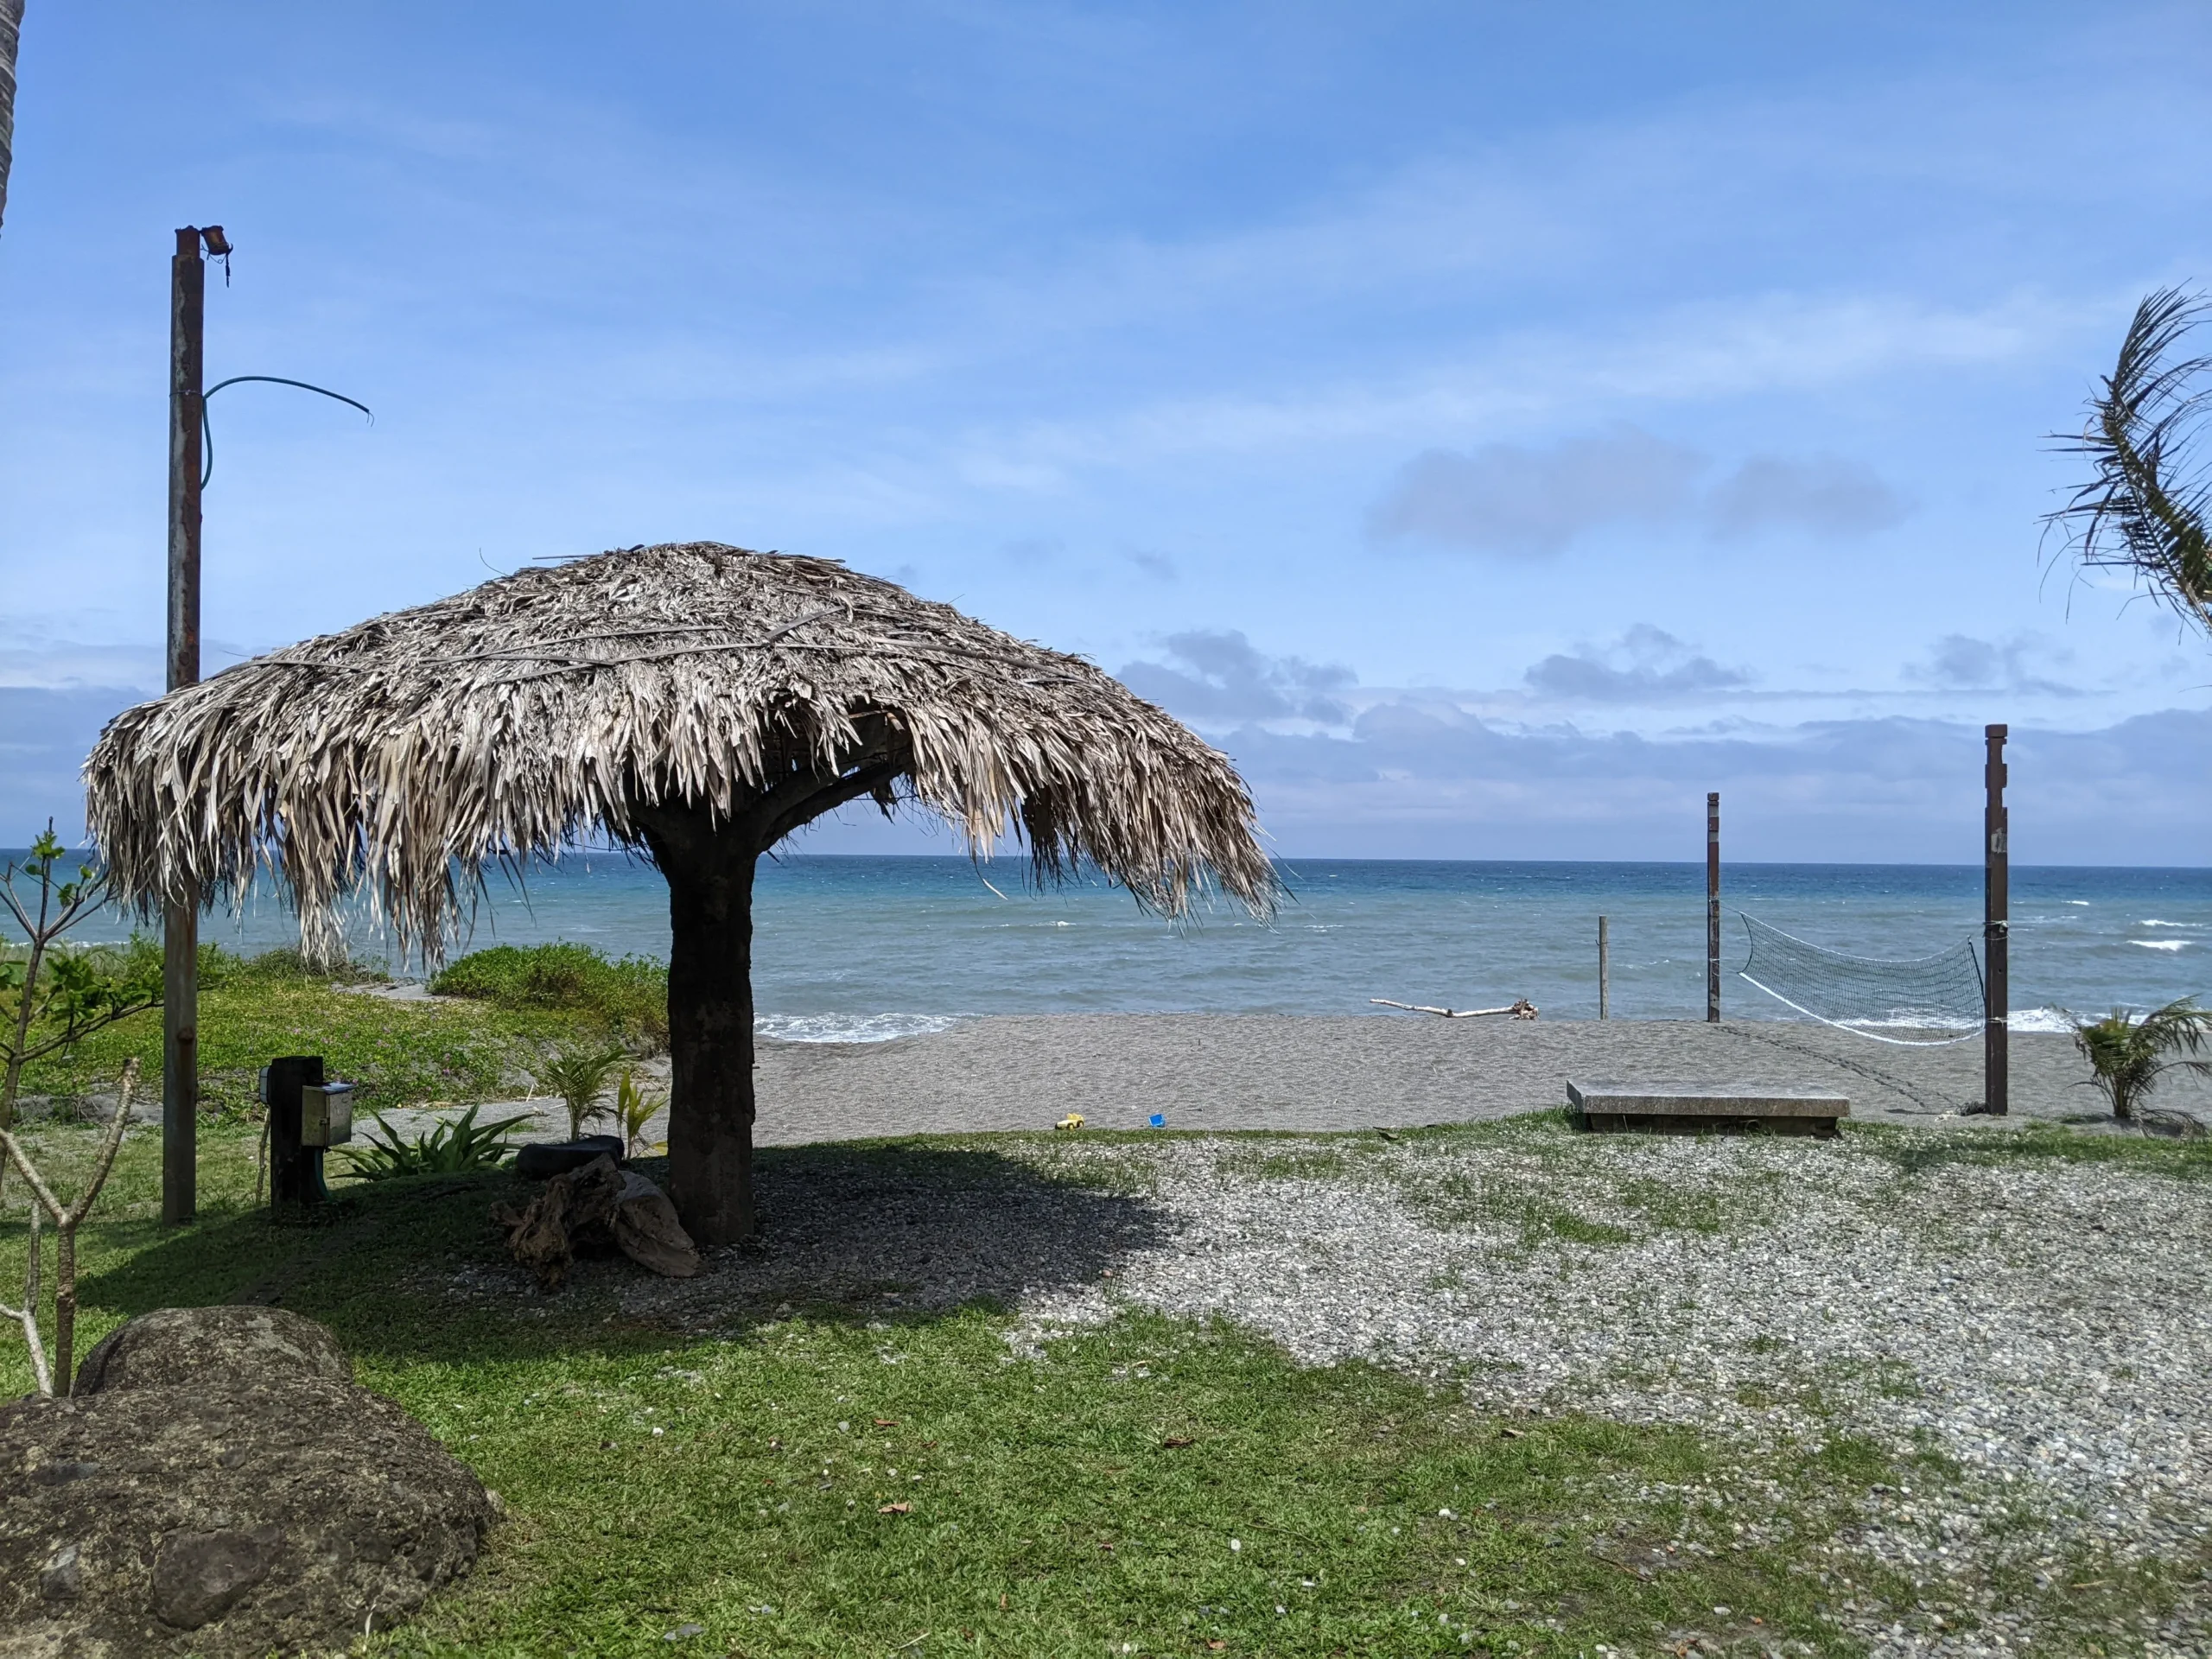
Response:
[591,1122,2212,1659]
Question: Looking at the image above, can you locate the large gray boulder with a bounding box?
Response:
[0,1306,496,1656]
[71,1304,354,1395]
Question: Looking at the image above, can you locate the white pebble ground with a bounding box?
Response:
[620,1121,2212,1658]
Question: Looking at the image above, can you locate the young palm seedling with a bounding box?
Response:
[530,1041,631,1142]
[615,1065,662,1158]
[2069,997,2212,1122]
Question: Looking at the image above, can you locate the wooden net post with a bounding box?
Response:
[1984,725,2009,1116]
[1706,792,1720,1023]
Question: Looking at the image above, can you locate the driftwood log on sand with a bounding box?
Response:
[1370,997,1539,1020]
[492,1156,702,1290]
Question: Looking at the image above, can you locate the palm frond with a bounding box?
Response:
[2068,996,2212,1120]
[2047,288,2212,636]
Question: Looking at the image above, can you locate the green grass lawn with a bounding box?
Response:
[16,944,632,1119]
[4,1117,1930,1659]
[10,967,2202,1655]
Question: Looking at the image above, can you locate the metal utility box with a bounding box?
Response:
[301,1082,356,1147]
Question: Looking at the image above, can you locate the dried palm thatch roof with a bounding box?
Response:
[85,543,1277,958]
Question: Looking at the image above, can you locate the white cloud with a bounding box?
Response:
[938,290,2069,483]
[1523,625,1751,702]
[1704,454,1910,540]
[1369,423,1913,557]
[1367,425,1700,556]
[1118,631,1354,726]
[1214,702,2212,863]
[0,639,161,693]
[1908,632,2082,697]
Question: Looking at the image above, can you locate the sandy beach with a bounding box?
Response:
[745,1013,2209,1141]
[374,1012,2212,1148]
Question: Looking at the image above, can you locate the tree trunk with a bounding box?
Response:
[0,0,22,239]
[638,804,764,1247]
[632,720,910,1247]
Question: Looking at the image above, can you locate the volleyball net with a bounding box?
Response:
[1734,912,1986,1046]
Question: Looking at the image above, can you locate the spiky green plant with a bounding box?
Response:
[529,1042,629,1142]
[2068,997,2212,1122]
[614,1065,660,1159]
[338,1104,533,1181]
[2048,287,2212,637]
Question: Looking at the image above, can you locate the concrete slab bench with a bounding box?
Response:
[1567,1078,1849,1138]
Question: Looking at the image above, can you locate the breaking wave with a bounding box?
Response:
[754,1012,960,1045]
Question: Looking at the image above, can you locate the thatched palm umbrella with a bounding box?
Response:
[85,543,1276,1244]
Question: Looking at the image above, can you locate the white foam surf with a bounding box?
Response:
[754,1013,959,1045]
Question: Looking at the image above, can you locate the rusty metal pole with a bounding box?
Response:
[1983,725,2009,1116]
[162,226,205,1226]
[1706,791,1720,1022]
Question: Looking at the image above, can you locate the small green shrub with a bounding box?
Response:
[430,943,667,1049]
[338,1104,532,1181]
[181,939,391,988]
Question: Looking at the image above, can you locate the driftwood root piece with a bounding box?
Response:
[613,1172,702,1278]
[493,1155,700,1290]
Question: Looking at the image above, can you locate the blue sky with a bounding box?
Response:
[3,2,2210,863]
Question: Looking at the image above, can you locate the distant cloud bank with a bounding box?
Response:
[1213,703,2212,865]
[1103,627,2206,864]
[1908,632,2081,697]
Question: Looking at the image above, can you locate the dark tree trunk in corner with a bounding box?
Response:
[638,804,764,1247]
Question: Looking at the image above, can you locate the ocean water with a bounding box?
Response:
[39,854,2212,1041]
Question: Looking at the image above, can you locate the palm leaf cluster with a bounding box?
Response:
[2049,287,2212,636]
[2069,997,2212,1122]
